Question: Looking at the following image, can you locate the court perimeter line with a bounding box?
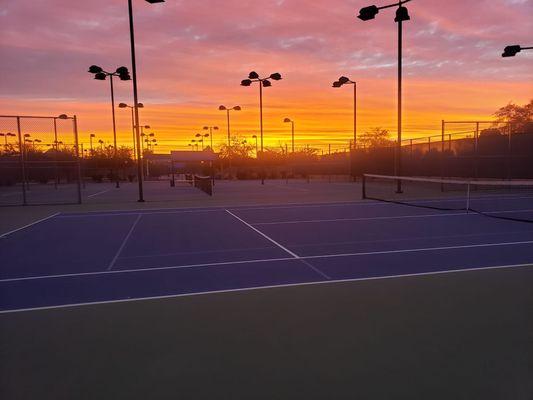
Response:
[4,238,533,284]
[225,209,331,279]
[1,262,531,315]
[87,189,112,198]
[107,214,143,271]
[0,212,60,239]
[252,208,533,226]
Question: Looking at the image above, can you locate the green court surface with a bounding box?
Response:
[1,266,531,399]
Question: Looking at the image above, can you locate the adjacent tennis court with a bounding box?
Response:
[2,180,533,313]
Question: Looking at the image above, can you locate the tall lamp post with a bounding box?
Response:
[283,118,295,153]
[0,132,16,152]
[127,0,165,202]
[88,65,131,188]
[502,45,533,57]
[241,71,282,184]
[195,133,209,151]
[218,106,241,146]
[89,133,96,155]
[357,0,411,193]
[119,102,144,155]
[203,126,218,150]
[332,76,357,151]
[333,76,357,181]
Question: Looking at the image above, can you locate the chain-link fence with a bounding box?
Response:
[0,115,81,206]
[351,121,533,179]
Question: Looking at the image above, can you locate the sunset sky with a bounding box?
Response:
[0,0,532,152]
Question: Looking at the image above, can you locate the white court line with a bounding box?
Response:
[253,208,533,226]
[57,208,222,218]
[0,212,60,239]
[225,210,299,258]
[53,194,533,219]
[225,209,331,279]
[3,238,533,284]
[87,189,112,198]
[1,262,532,315]
[107,214,143,271]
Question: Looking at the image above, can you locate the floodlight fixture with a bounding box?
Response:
[241,79,252,86]
[269,72,282,80]
[502,45,532,57]
[395,6,410,22]
[249,71,259,79]
[357,5,379,20]
[116,66,129,75]
[88,65,103,74]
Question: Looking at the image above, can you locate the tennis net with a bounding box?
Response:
[362,174,533,223]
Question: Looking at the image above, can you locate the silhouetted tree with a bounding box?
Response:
[494,100,533,134]
[358,127,393,148]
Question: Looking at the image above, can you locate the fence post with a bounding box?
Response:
[73,115,82,204]
[474,122,479,179]
[507,123,512,179]
[441,120,445,189]
[16,116,27,206]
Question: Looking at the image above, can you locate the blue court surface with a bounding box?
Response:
[1,196,533,313]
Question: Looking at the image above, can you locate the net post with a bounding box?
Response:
[440,120,445,191]
[362,174,367,199]
[16,116,27,206]
[73,115,82,204]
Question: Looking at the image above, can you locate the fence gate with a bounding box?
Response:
[0,115,82,206]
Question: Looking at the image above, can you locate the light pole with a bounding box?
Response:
[332,76,357,151]
[203,126,218,150]
[502,45,533,57]
[358,0,411,193]
[119,102,144,155]
[251,135,259,156]
[241,71,282,184]
[283,118,295,153]
[139,125,151,154]
[88,65,131,188]
[0,132,16,152]
[218,106,241,146]
[127,0,165,202]
[89,133,96,154]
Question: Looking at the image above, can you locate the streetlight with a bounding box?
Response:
[88,65,131,188]
[119,102,144,155]
[89,133,96,154]
[251,135,259,156]
[332,76,357,151]
[218,105,241,146]
[0,132,16,151]
[203,126,218,150]
[283,118,295,153]
[502,45,533,57]
[127,0,165,202]
[357,0,411,193]
[139,125,151,154]
[241,71,282,184]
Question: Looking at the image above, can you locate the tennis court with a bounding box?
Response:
[2,178,533,313]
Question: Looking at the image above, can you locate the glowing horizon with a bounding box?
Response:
[0,0,531,153]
